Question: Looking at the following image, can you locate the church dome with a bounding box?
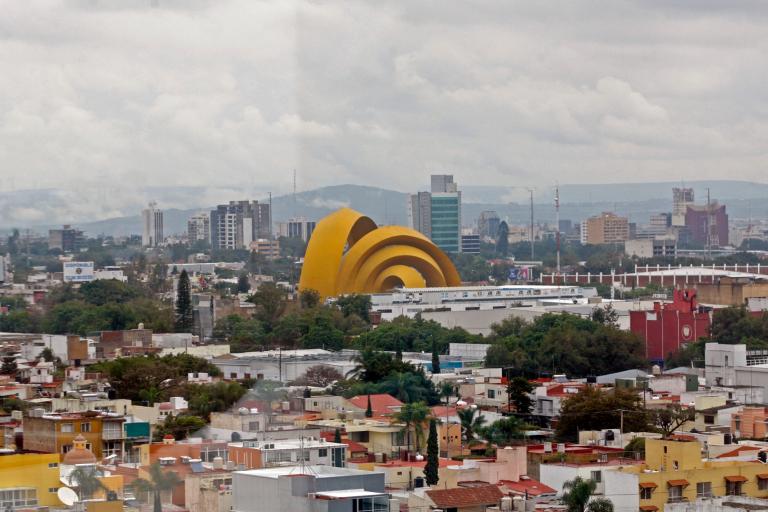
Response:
[62,434,97,465]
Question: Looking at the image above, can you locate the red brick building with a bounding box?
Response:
[629,289,711,361]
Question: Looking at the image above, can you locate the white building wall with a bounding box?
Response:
[603,469,639,512]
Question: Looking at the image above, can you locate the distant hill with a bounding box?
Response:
[1,180,766,236]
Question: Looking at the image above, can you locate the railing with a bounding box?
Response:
[667,497,689,504]
[102,429,123,440]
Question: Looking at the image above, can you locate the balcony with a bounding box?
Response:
[102,428,124,440]
[667,497,689,504]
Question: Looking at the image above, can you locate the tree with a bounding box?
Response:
[562,477,613,512]
[652,405,695,438]
[556,387,650,441]
[507,377,534,414]
[134,462,183,512]
[39,347,55,362]
[394,401,431,454]
[365,394,373,418]
[249,282,287,331]
[334,427,342,444]
[292,365,343,387]
[174,270,193,332]
[0,356,17,376]
[496,221,509,257]
[625,436,646,458]
[590,304,618,327]
[457,407,486,446]
[431,337,441,375]
[299,289,321,309]
[237,273,250,294]
[154,414,206,441]
[336,294,372,323]
[69,465,109,500]
[562,477,596,512]
[440,381,456,406]
[479,416,525,446]
[424,419,439,486]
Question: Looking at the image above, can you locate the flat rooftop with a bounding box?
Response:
[236,465,375,479]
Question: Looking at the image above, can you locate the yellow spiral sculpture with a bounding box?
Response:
[299,207,461,298]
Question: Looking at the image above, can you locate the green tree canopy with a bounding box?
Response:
[555,387,650,441]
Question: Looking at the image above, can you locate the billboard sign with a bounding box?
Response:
[63,261,95,283]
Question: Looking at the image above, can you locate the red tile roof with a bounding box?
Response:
[499,479,556,497]
[427,484,504,508]
[717,446,761,458]
[347,394,404,416]
[431,406,458,417]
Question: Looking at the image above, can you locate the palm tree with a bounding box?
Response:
[439,381,456,407]
[457,406,486,447]
[562,477,613,512]
[69,466,109,501]
[394,402,431,454]
[134,463,182,512]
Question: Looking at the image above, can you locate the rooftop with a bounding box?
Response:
[236,465,375,479]
[426,484,504,508]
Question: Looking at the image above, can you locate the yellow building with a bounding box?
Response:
[0,452,65,508]
[612,437,768,511]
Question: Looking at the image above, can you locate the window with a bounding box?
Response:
[663,446,668,454]
[48,487,59,493]
[352,495,389,512]
[62,444,73,454]
[640,487,653,500]
[672,460,679,470]
[668,485,683,502]
[0,488,38,509]
[48,462,59,468]
[726,481,743,496]
[80,422,91,433]
[704,415,715,425]
[591,471,602,483]
[759,478,768,491]
[61,423,73,433]
[230,372,237,379]
[697,482,712,498]
[487,389,496,399]
[318,448,328,457]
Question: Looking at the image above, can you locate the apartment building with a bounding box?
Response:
[23,410,126,459]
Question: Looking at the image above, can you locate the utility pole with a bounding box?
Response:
[527,188,535,260]
[706,188,711,260]
[268,191,273,238]
[555,185,561,275]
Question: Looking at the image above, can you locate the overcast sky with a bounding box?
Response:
[2,0,768,199]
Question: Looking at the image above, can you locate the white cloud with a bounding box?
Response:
[0,0,767,212]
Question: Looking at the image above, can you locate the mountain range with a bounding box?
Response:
[1,180,766,237]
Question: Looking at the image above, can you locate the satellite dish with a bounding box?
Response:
[58,487,79,507]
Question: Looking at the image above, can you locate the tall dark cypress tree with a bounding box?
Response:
[431,338,441,374]
[424,419,439,486]
[334,427,342,444]
[365,394,373,418]
[175,269,193,332]
[496,221,509,257]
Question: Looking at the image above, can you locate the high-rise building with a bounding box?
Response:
[277,217,316,242]
[408,191,432,238]
[48,225,84,253]
[408,174,461,253]
[581,212,629,245]
[684,202,729,247]
[142,202,164,247]
[477,210,501,239]
[672,187,694,227]
[210,200,272,250]
[187,213,210,244]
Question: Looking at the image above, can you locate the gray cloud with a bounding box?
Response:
[1,0,767,213]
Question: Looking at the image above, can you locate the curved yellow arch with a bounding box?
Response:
[372,265,427,291]
[298,207,461,298]
[298,208,378,298]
